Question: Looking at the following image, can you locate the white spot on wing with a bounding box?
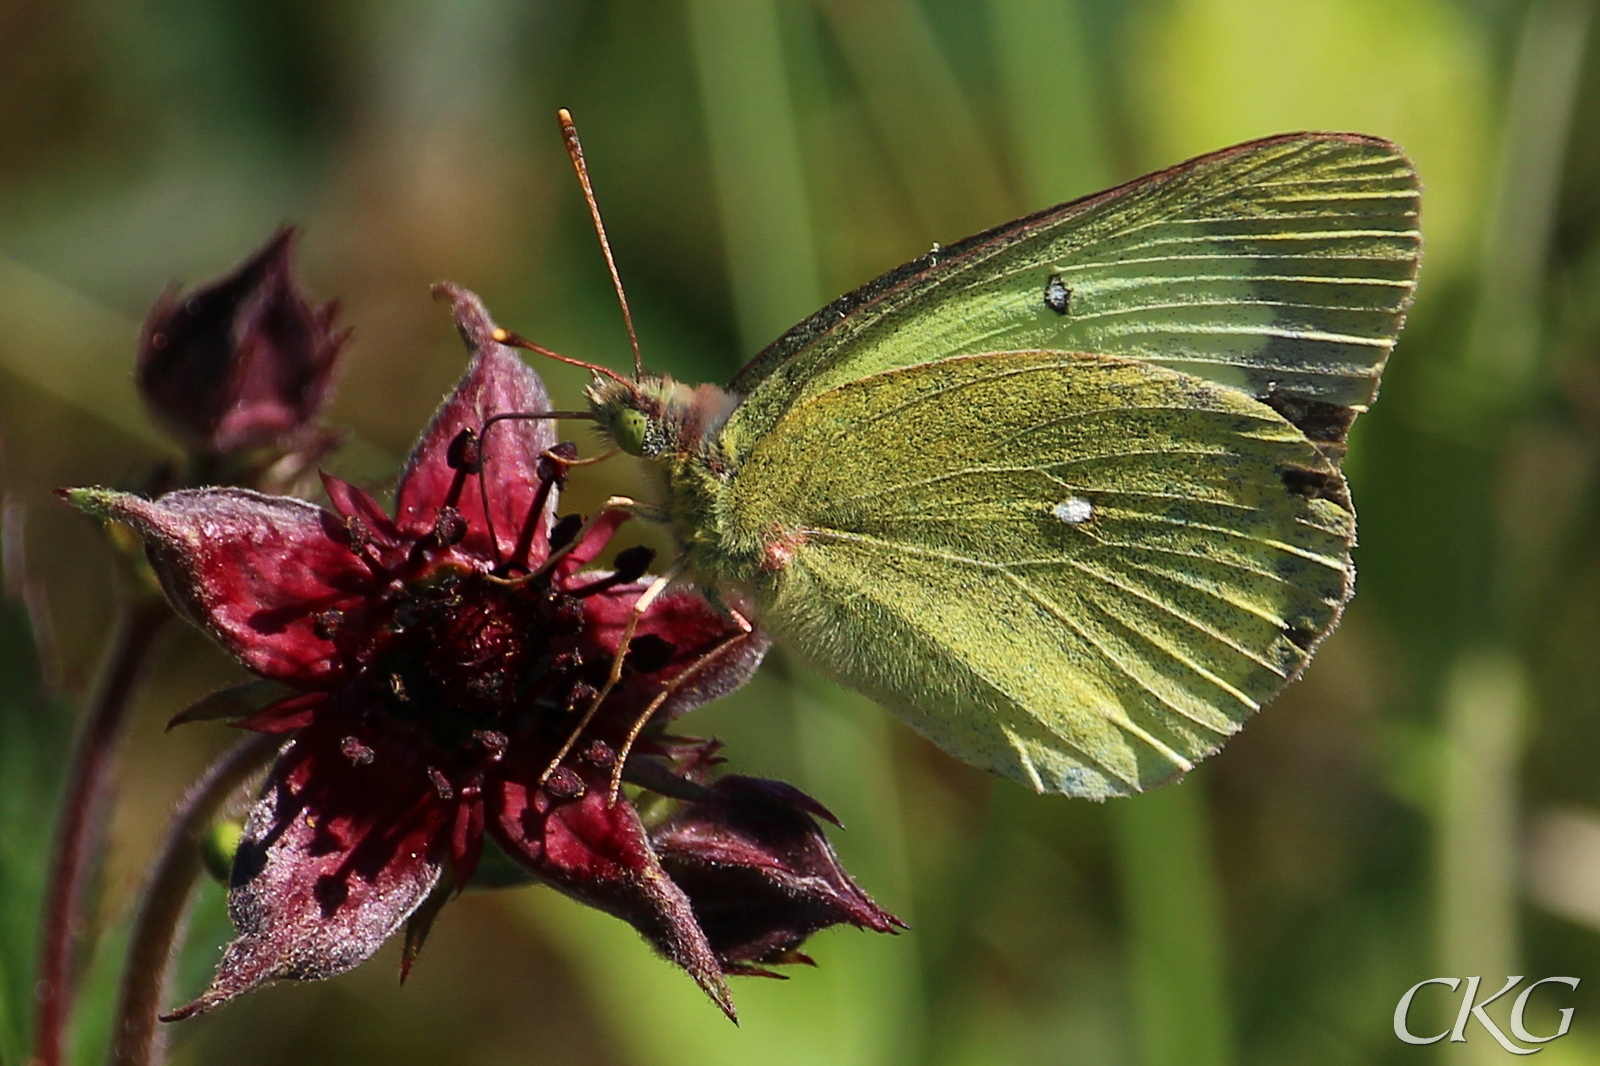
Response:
[1053,496,1094,525]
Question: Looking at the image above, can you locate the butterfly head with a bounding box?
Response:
[586,373,673,456]
[587,372,738,460]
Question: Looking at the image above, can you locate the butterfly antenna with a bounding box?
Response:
[489,328,632,386]
[558,107,644,380]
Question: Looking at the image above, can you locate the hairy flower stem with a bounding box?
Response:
[111,733,281,1066]
[32,596,174,1066]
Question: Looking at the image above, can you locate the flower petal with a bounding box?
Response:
[395,285,558,562]
[237,690,328,734]
[72,488,371,685]
[653,775,901,970]
[164,722,450,1020]
[319,471,401,547]
[489,764,735,1019]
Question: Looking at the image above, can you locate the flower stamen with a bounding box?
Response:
[540,556,684,785]
[606,609,756,805]
[342,516,391,577]
[567,545,655,597]
[429,508,468,549]
[505,444,577,573]
[469,414,588,570]
[547,515,582,553]
[472,730,508,761]
[528,497,638,582]
[544,766,586,799]
[441,428,479,518]
[313,609,344,641]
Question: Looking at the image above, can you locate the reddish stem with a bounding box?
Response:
[111,732,280,1066]
[32,596,173,1066]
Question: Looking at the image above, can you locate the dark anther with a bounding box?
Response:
[340,736,375,765]
[627,633,676,674]
[342,516,390,575]
[427,766,454,800]
[447,427,482,473]
[544,766,587,800]
[569,545,657,597]
[612,545,655,582]
[553,597,586,633]
[313,609,344,641]
[548,650,584,677]
[567,682,598,712]
[431,506,468,547]
[508,443,586,573]
[473,730,509,760]
[1044,274,1071,315]
[581,739,616,767]
[536,442,582,486]
[548,514,582,552]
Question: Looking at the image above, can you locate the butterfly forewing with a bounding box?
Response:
[727,352,1353,796]
[724,134,1419,463]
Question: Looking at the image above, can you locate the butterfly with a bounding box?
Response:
[514,123,1420,799]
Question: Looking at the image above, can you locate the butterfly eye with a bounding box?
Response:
[614,408,650,455]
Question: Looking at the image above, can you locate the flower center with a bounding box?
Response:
[320,434,675,775]
[367,570,587,752]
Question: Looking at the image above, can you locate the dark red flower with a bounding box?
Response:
[69,285,895,1022]
[137,227,349,458]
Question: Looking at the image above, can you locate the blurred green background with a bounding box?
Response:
[2,0,1600,1063]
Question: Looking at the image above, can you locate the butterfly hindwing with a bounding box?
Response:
[724,133,1419,468]
[725,351,1353,796]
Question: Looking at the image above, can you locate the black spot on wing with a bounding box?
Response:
[1278,464,1352,511]
[1263,392,1359,465]
[1285,623,1318,651]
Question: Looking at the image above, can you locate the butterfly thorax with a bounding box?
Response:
[587,372,754,575]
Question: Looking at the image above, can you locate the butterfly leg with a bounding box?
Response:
[538,553,688,783]
[523,495,643,581]
[605,607,757,806]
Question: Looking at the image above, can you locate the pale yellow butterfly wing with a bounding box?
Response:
[724,351,1351,796]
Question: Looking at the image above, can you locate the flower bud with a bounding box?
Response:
[654,775,902,971]
[137,228,349,457]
